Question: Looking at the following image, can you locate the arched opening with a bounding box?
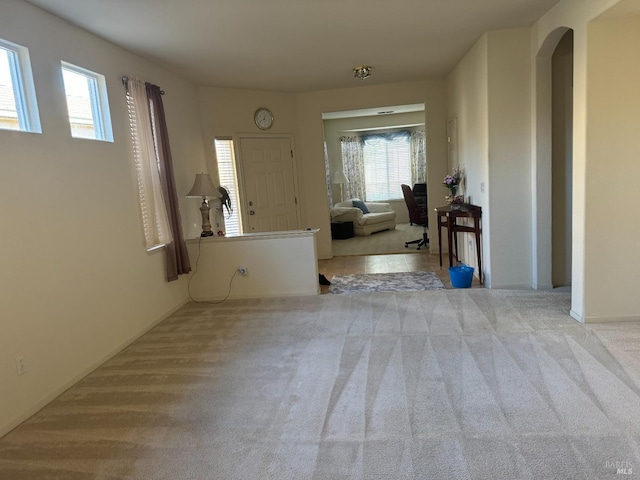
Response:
[551,30,574,287]
[533,26,574,291]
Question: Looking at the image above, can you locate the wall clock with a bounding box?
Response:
[254,107,274,130]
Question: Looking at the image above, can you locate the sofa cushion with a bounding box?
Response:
[352,199,370,214]
[359,211,396,226]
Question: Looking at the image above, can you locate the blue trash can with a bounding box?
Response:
[449,264,474,288]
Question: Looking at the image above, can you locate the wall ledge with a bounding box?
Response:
[186,229,319,244]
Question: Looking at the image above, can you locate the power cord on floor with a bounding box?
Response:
[187,236,239,304]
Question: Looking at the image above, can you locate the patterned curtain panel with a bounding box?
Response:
[324,141,334,209]
[340,136,366,201]
[410,130,427,185]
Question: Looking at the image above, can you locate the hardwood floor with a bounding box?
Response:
[318,251,483,293]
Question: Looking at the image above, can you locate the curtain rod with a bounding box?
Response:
[339,124,424,133]
[121,75,165,95]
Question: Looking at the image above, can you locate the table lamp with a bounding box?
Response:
[186,173,222,237]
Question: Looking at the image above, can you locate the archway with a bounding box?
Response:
[551,30,574,287]
[532,26,574,290]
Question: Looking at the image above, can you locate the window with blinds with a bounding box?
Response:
[0,38,41,133]
[362,131,411,201]
[214,139,242,236]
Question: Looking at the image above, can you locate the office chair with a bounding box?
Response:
[401,184,429,250]
[412,183,427,209]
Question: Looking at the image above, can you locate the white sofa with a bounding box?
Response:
[330,199,397,236]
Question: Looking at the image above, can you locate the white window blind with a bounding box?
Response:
[214,139,242,236]
[362,132,412,201]
[61,62,113,141]
[0,39,40,133]
[126,77,172,249]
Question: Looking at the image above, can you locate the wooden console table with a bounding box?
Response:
[435,204,483,284]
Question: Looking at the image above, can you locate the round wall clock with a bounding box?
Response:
[254,107,274,130]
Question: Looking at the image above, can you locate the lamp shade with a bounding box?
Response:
[332,170,348,184]
[186,173,221,198]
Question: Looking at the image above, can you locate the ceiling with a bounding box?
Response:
[26,0,563,93]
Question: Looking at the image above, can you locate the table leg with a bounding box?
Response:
[475,222,482,283]
[447,219,454,267]
[438,217,443,268]
[453,229,459,263]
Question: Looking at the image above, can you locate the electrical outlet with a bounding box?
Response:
[237,266,248,276]
[15,355,26,376]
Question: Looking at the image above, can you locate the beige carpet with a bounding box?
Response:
[1,290,640,479]
[332,223,428,256]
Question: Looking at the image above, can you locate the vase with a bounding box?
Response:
[446,186,457,204]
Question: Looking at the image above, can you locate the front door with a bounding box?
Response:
[238,136,300,233]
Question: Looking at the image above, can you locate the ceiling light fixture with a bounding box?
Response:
[353,66,372,81]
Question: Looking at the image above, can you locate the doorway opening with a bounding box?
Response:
[551,30,574,288]
[322,103,427,257]
[534,27,574,291]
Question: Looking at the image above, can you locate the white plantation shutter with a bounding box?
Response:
[214,139,242,236]
[362,131,412,201]
[126,77,172,249]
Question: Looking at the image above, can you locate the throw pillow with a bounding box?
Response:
[352,199,370,214]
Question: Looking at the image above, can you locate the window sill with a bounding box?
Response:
[146,244,166,254]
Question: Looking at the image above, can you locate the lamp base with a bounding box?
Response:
[200,231,214,237]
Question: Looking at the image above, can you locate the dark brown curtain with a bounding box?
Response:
[146,83,191,281]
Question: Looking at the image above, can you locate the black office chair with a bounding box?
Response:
[401,184,429,250]
[412,183,427,210]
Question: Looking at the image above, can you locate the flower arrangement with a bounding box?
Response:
[443,166,464,205]
[442,165,463,196]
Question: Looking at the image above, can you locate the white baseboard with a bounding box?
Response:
[192,289,319,302]
[570,309,585,323]
[582,314,640,323]
[488,283,534,290]
[532,283,554,291]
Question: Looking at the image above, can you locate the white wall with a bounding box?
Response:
[446,36,490,278]
[448,29,534,289]
[186,231,319,300]
[196,86,299,183]
[486,28,533,289]
[0,1,206,436]
[584,13,640,321]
